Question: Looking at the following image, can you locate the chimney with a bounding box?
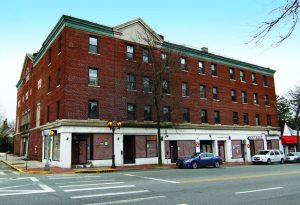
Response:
[201,47,208,52]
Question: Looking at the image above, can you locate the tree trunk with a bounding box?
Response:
[155,98,162,166]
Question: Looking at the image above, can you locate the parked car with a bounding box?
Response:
[176,152,222,169]
[252,149,285,165]
[286,152,300,163]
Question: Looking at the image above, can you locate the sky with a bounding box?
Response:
[0,0,299,121]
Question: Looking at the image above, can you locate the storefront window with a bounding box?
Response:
[44,136,50,159]
[231,140,242,159]
[52,134,60,161]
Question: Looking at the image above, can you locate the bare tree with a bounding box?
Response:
[250,0,299,46]
[288,85,300,151]
[124,27,187,166]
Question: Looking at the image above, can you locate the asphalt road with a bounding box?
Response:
[1,162,300,205]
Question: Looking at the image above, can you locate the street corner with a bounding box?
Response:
[0,159,25,173]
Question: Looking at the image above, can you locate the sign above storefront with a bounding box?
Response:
[248,135,263,140]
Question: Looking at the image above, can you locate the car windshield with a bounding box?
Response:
[257,151,270,155]
[288,153,296,156]
[188,153,200,158]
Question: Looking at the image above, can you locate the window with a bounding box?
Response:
[267,115,271,126]
[183,108,190,122]
[163,106,171,122]
[89,68,99,86]
[52,134,60,161]
[142,48,150,63]
[231,89,237,102]
[47,76,51,93]
[58,35,62,53]
[263,75,268,86]
[255,114,260,126]
[200,85,206,98]
[180,57,187,71]
[25,92,28,100]
[229,68,235,80]
[89,36,98,53]
[264,95,269,106]
[56,100,60,119]
[243,113,249,125]
[214,110,220,124]
[162,80,170,94]
[211,64,217,76]
[254,93,258,104]
[182,82,189,97]
[127,73,136,90]
[88,100,99,119]
[143,76,151,92]
[144,105,152,121]
[199,61,205,74]
[25,68,30,82]
[47,105,50,122]
[127,103,136,120]
[127,45,134,60]
[161,52,168,66]
[233,112,239,124]
[240,70,245,82]
[242,91,247,103]
[38,79,42,90]
[48,48,52,64]
[57,68,61,86]
[252,73,257,84]
[201,109,208,123]
[213,87,219,100]
[36,101,40,127]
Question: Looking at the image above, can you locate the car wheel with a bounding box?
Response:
[267,159,271,165]
[191,161,198,169]
[214,161,220,168]
[280,158,284,164]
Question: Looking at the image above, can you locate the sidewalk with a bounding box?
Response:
[0,153,251,174]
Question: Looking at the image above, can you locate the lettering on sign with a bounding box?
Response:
[248,135,263,140]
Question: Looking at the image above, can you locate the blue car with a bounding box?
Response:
[176,152,222,169]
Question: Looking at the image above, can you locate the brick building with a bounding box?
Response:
[14,15,281,168]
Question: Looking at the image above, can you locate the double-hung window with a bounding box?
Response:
[183,108,190,122]
[162,80,170,94]
[182,82,189,97]
[213,87,219,100]
[143,76,151,92]
[200,85,206,98]
[163,106,171,121]
[89,68,99,86]
[143,48,150,63]
[89,36,98,53]
[211,64,217,76]
[127,73,136,90]
[199,61,205,74]
[230,68,235,80]
[127,45,134,60]
[180,57,187,71]
[88,100,99,119]
[201,109,208,123]
[231,89,237,102]
[144,105,152,121]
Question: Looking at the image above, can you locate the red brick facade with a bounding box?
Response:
[14,16,278,160]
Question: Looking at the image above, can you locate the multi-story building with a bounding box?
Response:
[14,15,281,168]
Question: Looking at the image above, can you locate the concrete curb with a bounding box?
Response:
[74,169,116,173]
[0,159,26,174]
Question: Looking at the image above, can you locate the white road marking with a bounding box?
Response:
[0,177,55,197]
[64,185,135,192]
[59,182,124,188]
[0,172,5,175]
[83,195,166,205]
[55,179,114,185]
[12,171,20,175]
[143,177,178,184]
[48,176,102,180]
[71,190,150,199]
[124,174,135,177]
[235,187,283,194]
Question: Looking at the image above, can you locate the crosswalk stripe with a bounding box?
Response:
[0,172,5,175]
[83,195,167,205]
[12,171,20,175]
[48,176,102,180]
[64,185,135,192]
[71,190,150,199]
[55,180,114,185]
[59,182,124,188]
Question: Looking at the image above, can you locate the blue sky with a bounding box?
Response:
[0,0,299,121]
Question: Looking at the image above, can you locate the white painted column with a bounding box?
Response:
[226,139,232,162]
[214,139,219,156]
[263,134,267,150]
[195,138,200,153]
[114,133,123,166]
[59,133,72,168]
[245,139,251,162]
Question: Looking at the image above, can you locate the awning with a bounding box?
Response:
[281,136,300,144]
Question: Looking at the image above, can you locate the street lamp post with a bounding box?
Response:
[107,121,122,169]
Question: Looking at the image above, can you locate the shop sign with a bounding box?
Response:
[248,135,263,140]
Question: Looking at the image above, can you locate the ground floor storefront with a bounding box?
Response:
[38,125,282,168]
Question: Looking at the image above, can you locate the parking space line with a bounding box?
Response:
[235,186,283,194]
[83,195,166,205]
[64,185,135,192]
[71,190,150,199]
[143,177,178,184]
